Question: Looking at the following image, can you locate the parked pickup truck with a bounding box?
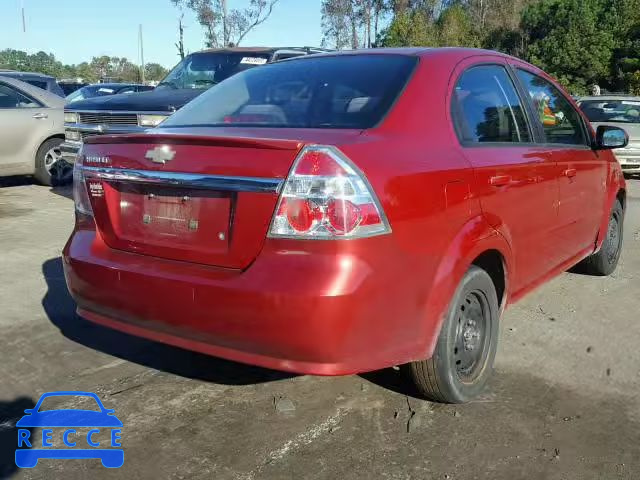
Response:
[61,47,328,164]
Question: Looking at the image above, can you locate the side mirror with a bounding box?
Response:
[596,125,628,150]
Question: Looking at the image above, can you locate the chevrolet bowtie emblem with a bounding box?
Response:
[145,145,176,165]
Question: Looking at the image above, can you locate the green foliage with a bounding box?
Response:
[381,4,479,48]
[145,63,170,82]
[382,10,437,46]
[521,0,616,92]
[378,0,640,94]
[0,49,167,84]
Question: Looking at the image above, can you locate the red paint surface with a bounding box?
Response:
[64,49,625,374]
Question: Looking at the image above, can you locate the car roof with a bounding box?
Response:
[195,46,331,55]
[0,75,65,107]
[0,70,56,80]
[278,46,521,63]
[85,83,146,88]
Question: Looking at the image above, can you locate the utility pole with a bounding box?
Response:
[139,24,145,84]
[21,0,26,33]
[221,0,228,47]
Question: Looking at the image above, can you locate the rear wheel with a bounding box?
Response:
[34,138,71,186]
[580,199,624,276]
[408,266,499,403]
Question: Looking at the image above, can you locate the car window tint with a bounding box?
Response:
[25,80,48,90]
[160,55,417,130]
[516,69,587,146]
[0,83,38,108]
[453,65,531,143]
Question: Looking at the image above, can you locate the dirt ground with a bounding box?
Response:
[1,176,639,480]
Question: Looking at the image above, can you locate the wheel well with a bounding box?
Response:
[617,188,626,211]
[36,134,64,155]
[472,250,506,307]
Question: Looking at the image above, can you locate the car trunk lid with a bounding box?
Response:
[80,130,362,269]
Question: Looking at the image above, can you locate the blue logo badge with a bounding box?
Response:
[15,391,123,468]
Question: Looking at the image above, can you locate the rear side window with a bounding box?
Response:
[453,65,531,144]
[161,55,417,130]
[0,83,39,108]
[516,69,588,146]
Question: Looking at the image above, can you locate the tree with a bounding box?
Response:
[380,9,437,46]
[172,0,280,48]
[145,63,169,82]
[380,2,479,48]
[321,0,356,49]
[521,0,617,93]
[176,13,186,60]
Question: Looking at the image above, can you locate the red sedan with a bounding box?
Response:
[64,48,628,403]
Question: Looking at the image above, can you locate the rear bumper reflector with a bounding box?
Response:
[81,166,283,193]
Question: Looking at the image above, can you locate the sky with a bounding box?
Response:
[0,0,323,69]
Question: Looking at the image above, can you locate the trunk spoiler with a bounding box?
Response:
[84,133,303,151]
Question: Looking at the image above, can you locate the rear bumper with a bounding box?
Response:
[60,141,81,164]
[63,229,429,375]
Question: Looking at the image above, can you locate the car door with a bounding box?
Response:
[514,68,607,258]
[451,59,561,293]
[0,81,54,175]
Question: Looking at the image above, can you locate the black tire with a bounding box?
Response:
[408,265,499,403]
[580,199,624,276]
[34,137,69,186]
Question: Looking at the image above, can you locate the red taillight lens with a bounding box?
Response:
[285,198,322,232]
[294,150,348,176]
[268,146,390,239]
[327,199,361,234]
[73,151,94,217]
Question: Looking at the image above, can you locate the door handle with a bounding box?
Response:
[563,168,577,178]
[489,175,512,187]
[32,113,48,119]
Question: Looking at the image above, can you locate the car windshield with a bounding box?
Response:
[36,395,101,412]
[160,54,417,130]
[157,52,271,90]
[66,85,123,103]
[580,99,640,123]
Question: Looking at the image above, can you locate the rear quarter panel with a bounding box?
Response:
[336,52,513,360]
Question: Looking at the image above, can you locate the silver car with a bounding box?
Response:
[578,95,640,177]
[0,76,69,185]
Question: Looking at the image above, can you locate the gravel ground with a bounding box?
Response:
[1,176,639,480]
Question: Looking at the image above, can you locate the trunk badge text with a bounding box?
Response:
[145,145,176,165]
[86,156,111,165]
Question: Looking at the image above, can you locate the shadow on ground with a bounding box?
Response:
[42,257,293,387]
[0,176,33,188]
[49,185,73,200]
[0,397,35,478]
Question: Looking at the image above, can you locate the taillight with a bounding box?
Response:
[268,146,390,239]
[73,150,93,216]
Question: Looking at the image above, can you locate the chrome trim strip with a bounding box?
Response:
[65,123,147,134]
[81,166,283,193]
[64,110,172,116]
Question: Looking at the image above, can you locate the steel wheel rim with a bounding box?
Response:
[44,146,72,183]
[606,213,621,264]
[453,290,491,382]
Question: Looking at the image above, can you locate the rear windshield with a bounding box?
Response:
[160,55,417,130]
[580,99,640,123]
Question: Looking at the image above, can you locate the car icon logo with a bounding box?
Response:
[15,391,124,469]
